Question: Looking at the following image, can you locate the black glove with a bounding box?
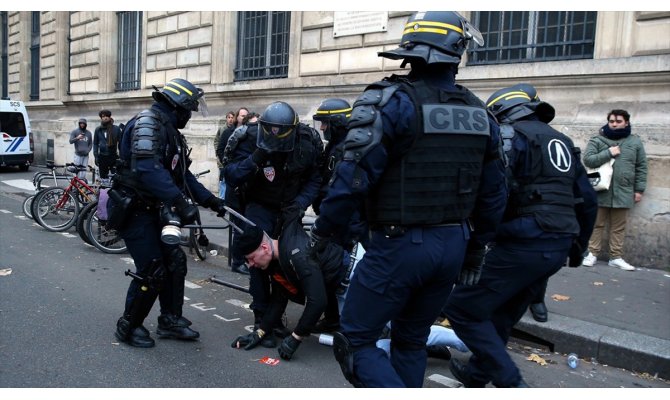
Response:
[277,334,302,360]
[568,240,584,268]
[251,148,270,166]
[172,195,198,225]
[204,196,227,217]
[458,245,486,285]
[281,201,304,224]
[230,329,265,350]
[307,224,328,261]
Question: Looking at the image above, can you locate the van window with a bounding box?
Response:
[0,112,27,137]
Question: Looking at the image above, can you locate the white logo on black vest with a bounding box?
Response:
[264,166,275,182]
[548,139,571,172]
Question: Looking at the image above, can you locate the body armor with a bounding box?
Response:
[355,78,490,226]
[505,120,580,234]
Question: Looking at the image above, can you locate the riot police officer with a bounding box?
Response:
[444,84,598,387]
[222,101,324,336]
[308,11,507,387]
[310,98,365,333]
[110,78,226,348]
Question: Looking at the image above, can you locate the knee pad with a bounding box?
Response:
[167,247,187,276]
[332,332,365,388]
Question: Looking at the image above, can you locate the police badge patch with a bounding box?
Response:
[264,166,275,182]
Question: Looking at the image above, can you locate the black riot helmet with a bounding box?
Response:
[152,78,206,112]
[486,83,556,124]
[378,11,484,65]
[258,101,299,152]
[312,98,352,142]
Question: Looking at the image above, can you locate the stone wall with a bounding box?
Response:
[4,11,669,269]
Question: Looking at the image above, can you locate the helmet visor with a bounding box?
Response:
[257,123,296,152]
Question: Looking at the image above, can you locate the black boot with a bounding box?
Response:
[260,332,278,348]
[156,314,200,340]
[530,302,548,322]
[115,316,155,348]
[426,345,452,360]
[449,359,487,388]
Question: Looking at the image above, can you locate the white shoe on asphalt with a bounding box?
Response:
[608,258,636,271]
[582,252,597,267]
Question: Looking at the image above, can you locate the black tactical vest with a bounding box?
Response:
[506,120,579,234]
[245,123,321,209]
[369,80,490,226]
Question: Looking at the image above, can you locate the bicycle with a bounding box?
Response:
[33,164,98,232]
[22,163,72,219]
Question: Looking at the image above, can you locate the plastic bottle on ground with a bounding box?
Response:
[567,353,579,369]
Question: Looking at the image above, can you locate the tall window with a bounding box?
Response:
[468,11,597,66]
[235,11,290,81]
[30,11,40,100]
[1,11,8,99]
[116,11,142,91]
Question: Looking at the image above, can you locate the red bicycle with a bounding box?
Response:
[33,164,98,232]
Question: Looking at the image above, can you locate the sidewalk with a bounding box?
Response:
[198,208,670,379]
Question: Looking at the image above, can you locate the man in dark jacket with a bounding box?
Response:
[230,215,344,360]
[93,109,122,179]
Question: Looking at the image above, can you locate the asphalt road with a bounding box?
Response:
[1,166,668,394]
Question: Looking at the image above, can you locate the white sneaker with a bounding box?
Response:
[582,252,597,267]
[608,258,636,271]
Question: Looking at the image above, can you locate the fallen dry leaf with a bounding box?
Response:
[593,282,604,286]
[551,294,570,301]
[526,353,548,366]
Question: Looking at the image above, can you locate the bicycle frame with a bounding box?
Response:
[56,175,96,209]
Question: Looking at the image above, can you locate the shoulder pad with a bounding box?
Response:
[131,110,163,158]
[222,125,249,166]
[499,124,515,154]
[343,111,384,162]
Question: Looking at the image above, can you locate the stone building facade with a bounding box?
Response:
[1,11,668,268]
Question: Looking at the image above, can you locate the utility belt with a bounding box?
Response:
[370,221,465,238]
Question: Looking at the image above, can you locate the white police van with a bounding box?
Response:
[0,99,34,171]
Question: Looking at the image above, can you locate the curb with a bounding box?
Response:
[515,314,670,379]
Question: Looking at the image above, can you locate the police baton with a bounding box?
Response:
[209,276,250,294]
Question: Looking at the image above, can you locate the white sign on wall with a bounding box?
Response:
[333,11,388,38]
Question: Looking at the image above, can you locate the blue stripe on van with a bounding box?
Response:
[8,137,24,152]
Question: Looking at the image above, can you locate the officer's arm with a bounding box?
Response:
[183,169,217,205]
[573,153,598,251]
[469,119,508,248]
[294,167,323,210]
[130,122,182,203]
[222,142,258,187]
[314,92,412,237]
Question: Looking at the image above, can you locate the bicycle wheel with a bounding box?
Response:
[34,187,80,232]
[190,228,208,261]
[22,194,35,219]
[76,200,97,245]
[86,210,127,254]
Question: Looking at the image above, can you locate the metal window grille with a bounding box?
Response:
[235,11,290,81]
[1,12,8,99]
[467,11,597,66]
[116,11,142,91]
[30,11,40,100]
